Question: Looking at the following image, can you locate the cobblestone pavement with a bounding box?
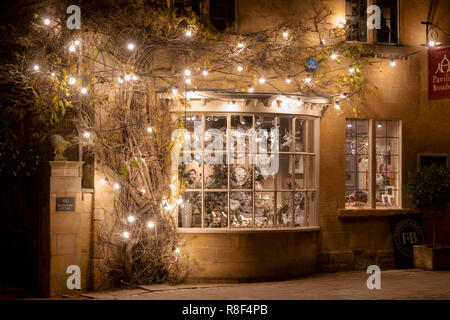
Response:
[72,269,450,300]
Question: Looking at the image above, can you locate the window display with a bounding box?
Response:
[345,119,401,208]
[178,113,318,228]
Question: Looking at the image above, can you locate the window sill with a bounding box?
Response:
[177,226,320,234]
[338,208,415,221]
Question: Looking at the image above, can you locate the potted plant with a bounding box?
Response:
[403,164,450,270]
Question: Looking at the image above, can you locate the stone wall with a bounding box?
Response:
[38,161,93,297]
[181,229,319,282]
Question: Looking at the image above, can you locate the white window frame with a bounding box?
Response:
[345,118,403,209]
[167,91,326,232]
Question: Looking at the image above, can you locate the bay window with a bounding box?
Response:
[178,113,318,229]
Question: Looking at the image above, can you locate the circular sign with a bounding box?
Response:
[393,218,425,257]
[305,57,319,72]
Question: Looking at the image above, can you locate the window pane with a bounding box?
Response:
[295,118,306,152]
[231,164,253,189]
[294,192,306,226]
[306,155,316,189]
[346,0,368,42]
[277,154,292,190]
[346,119,370,208]
[306,191,316,226]
[210,0,235,31]
[293,155,305,189]
[376,0,398,43]
[230,115,253,155]
[256,115,275,153]
[277,192,293,227]
[179,160,202,189]
[204,192,228,227]
[255,192,275,228]
[307,119,315,153]
[205,115,227,151]
[179,192,201,228]
[376,120,400,208]
[345,189,369,207]
[255,162,275,189]
[279,117,293,152]
[230,192,253,228]
[204,152,227,189]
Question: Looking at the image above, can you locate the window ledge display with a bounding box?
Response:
[177,226,320,233]
[338,208,414,220]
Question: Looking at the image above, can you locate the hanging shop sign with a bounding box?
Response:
[390,213,425,268]
[429,46,450,100]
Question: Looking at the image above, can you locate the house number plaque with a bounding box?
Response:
[56,197,75,211]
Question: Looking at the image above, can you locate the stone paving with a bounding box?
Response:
[74,269,450,300]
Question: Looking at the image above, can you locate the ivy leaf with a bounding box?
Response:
[130,160,138,168]
[120,167,129,177]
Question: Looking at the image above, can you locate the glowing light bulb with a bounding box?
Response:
[184,133,190,140]
[184,69,191,76]
[43,18,50,25]
[349,67,355,73]
[127,43,135,50]
[124,74,131,81]
[140,188,146,194]
[429,41,436,47]
[69,45,75,52]
[185,78,191,84]
[305,77,311,83]
[114,183,120,190]
[132,75,138,80]
[186,30,192,37]
[83,131,90,138]
[337,18,346,26]
[172,88,178,94]
[177,198,183,205]
[68,77,76,85]
[127,215,135,223]
[334,102,340,110]
[331,53,337,60]
[285,78,291,84]
[258,77,265,84]
[347,123,352,128]
[122,231,130,239]
[202,70,208,76]
[321,39,326,44]
[147,127,153,133]
[51,72,55,77]
[237,42,244,48]
[282,31,289,38]
[377,123,382,128]
[170,183,176,190]
[74,40,80,46]
[174,247,180,254]
[248,86,254,93]
[33,65,39,71]
[81,87,87,94]
[100,178,106,185]
[237,65,243,72]
[147,221,154,228]
[117,77,124,84]
[390,60,396,67]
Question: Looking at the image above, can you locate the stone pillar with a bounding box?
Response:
[38,161,93,297]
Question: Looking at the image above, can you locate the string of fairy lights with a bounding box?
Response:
[32,13,435,245]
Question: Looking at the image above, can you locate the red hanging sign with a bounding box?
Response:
[429,46,450,100]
